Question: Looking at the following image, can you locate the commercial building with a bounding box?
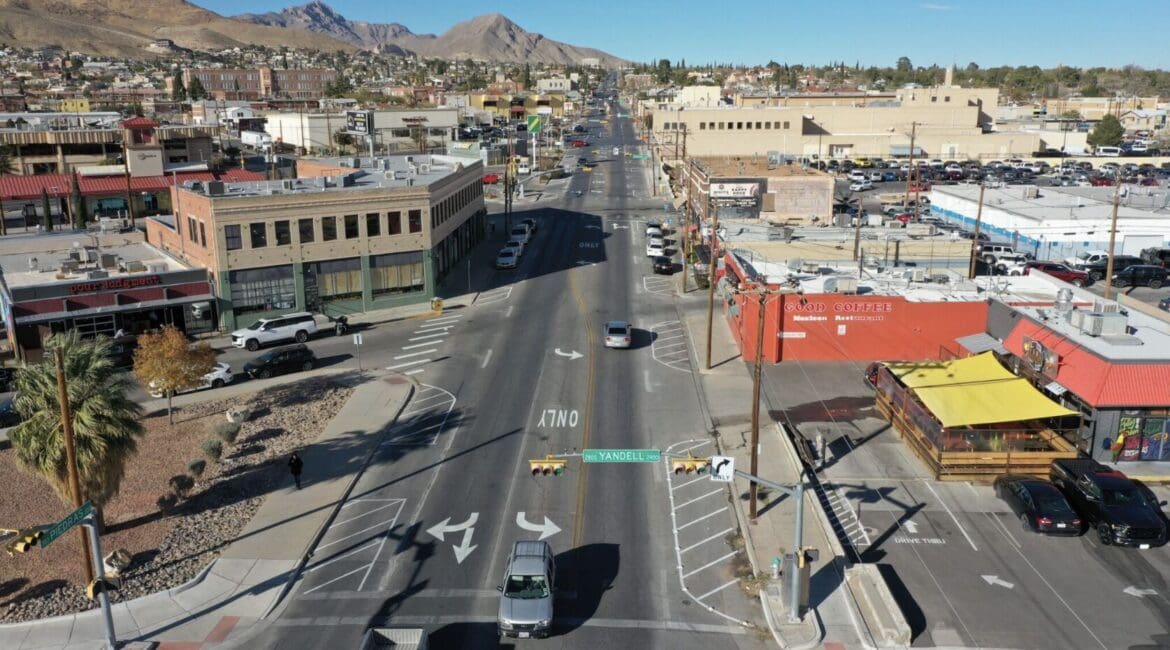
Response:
[180,67,338,101]
[145,154,486,329]
[262,108,460,156]
[683,156,835,225]
[465,94,568,120]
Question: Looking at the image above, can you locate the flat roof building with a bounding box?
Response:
[683,156,835,226]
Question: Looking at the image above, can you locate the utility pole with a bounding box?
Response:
[121,140,136,228]
[1103,179,1123,301]
[968,182,987,279]
[679,127,690,294]
[54,349,95,584]
[851,190,863,260]
[705,194,721,370]
[750,290,767,521]
[902,122,917,213]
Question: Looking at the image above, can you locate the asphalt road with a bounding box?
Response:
[240,86,768,649]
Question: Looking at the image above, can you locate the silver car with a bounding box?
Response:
[497,541,556,639]
[604,320,632,349]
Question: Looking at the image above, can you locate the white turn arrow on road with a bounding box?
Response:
[1123,586,1158,597]
[981,575,1015,589]
[452,527,477,564]
[426,512,478,542]
[554,348,584,361]
[516,512,562,540]
[901,520,919,534]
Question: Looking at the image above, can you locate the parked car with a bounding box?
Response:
[496,540,556,639]
[1081,255,1144,281]
[653,256,674,274]
[1112,265,1170,288]
[646,238,665,257]
[1159,296,1170,312]
[603,320,632,349]
[519,218,537,233]
[503,239,525,257]
[1050,459,1167,548]
[148,362,234,397]
[977,243,1020,264]
[509,224,531,244]
[495,248,518,270]
[243,344,316,380]
[1022,261,1092,287]
[849,180,874,192]
[994,475,1082,536]
[0,394,22,428]
[231,312,318,351]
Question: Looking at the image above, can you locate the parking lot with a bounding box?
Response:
[763,361,1170,649]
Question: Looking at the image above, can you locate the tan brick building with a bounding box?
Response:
[684,157,835,226]
[181,67,337,101]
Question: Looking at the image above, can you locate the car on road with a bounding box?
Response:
[603,320,632,348]
[231,312,318,351]
[148,362,234,398]
[653,255,674,274]
[509,224,531,243]
[503,239,525,257]
[577,157,589,166]
[1112,265,1170,288]
[849,180,874,191]
[243,344,316,380]
[646,237,665,257]
[1159,296,1170,312]
[497,540,556,639]
[495,248,518,270]
[519,218,537,233]
[1022,261,1092,287]
[1050,459,1167,548]
[993,475,1082,536]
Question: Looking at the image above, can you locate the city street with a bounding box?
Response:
[238,92,768,649]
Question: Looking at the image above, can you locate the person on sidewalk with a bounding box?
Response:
[288,452,304,489]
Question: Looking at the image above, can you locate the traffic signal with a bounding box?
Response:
[5,529,43,556]
[86,575,121,600]
[529,456,566,476]
[670,454,711,475]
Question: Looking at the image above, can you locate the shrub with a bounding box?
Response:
[187,459,206,477]
[168,474,195,496]
[201,438,223,462]
[215,422,241,445]
[156,494,178,513]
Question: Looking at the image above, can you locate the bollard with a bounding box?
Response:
[772,557,782,579]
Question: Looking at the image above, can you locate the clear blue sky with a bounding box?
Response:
[191,0,1169,69]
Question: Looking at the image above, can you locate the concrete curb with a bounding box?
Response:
[759,590,825,650]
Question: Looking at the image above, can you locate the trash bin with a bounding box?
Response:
[430,297,444,312]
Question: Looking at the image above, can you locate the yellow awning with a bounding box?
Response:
[885,352,1016,388]
[915,378,1079,428]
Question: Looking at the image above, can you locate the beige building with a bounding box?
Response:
[466,93,568,120]
[180,67,338,101]
[146,154,486,328]
[683,156,835,226]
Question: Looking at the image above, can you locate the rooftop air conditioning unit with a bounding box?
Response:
[282,179,295,191]
[206,181,225,196]
[824,277,859,294]
[86,270,108,280]
[910,268,926,282]
[146,262,167,273]
[1078,312,1127,337]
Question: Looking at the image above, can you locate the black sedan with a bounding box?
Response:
[243,344,316,379]
[652,256,675,274]
[994,475,1082,536]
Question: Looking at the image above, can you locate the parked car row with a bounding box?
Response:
[495,219,538,270]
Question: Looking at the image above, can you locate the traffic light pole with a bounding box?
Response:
[82,516,116,648]
[734,469,807,624]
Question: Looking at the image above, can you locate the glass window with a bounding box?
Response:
[783,121,790,129]
[249,223,267,248]
[366,212,380,237]
[408,209,422,233]
[370,251,425,296]
[344,214,359,239]
[746,122,752,129]
[765,122,772,129]
[308,257,362,300]
[225,224,242,250]
[199,222,207,247]
[322,216,337,241]
[228,265,296,314]
[298,218,314,243]
[387,211,402,235]
[699,122,706,130]
[274,220,291,246]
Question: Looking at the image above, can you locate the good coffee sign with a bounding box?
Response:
[69,275,162,295]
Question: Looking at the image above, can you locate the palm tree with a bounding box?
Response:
[9,331,144,531]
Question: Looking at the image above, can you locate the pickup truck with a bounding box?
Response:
[1049,459,1167,548]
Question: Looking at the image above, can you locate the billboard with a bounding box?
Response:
[710,182,760,199]
[346,111,374,135]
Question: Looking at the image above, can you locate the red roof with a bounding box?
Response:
[0,170,267,201]
[119,117,159,128]
[1004,319,1170,407]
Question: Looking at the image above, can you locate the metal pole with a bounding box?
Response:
[750,291,766,521]
[1103,179,1123,300]
[83,519,116,647]
[903,122,916,212]
[705,196,720,370]
[788,477,805,624]
[55,349,95,584]
[968,182,986,279]
[851,190,862,261]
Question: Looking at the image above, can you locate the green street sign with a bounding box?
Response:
[527,115,542,134]
[41,501,93,548]
[631,153,650,160]
[583,449,661,463]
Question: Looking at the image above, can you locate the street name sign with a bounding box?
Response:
[41,501,94,548]
[583,449,661,463]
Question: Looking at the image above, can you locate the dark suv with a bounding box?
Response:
[243,344,316,379]
[1112,265,1170,288]
[1050,459,1167,548]
[1082,255,1143,281]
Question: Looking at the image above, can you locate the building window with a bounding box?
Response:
[370,251,425,296]
[322,216,337,241]
[718,122,724,130]
[199,222,207,247]
[366,212,381,237]
[344,214,359,239]
[229,265,296,314]
[736,122,743,129]
[186,216,197,240]
[388,211,402,235]
[225,224,242,250]
[408,209,422,233]
[250,223,267,248]
[298,218,315,243]
[773,122,781,129]
[944,96,951,102]
[783,121,790,129]
[746,122,753,129]
[755,122,762,129]
[274,220,291,246]
[699,122,706,130]
[765,122,772,129]
[931,96,938,103]
[308,257,362,301]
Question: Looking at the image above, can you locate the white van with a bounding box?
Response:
[1095,146,1121,157]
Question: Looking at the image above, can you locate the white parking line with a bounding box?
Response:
[425,315,462,324]
[415,325,453,333]
[677,508,726,531]
[401,341,439,350]
[922,480,979,551]
[644,369,653,393]
[482,348,493,368]
[680,528,733,554]
[672,474,710,491]
[504,305,514,318]
[332,501,405,528]
[404,369,424,375]
[695,579,739,602]
[408,332,447,342]
[393,349,436,360]
[388,358,430,370]
[303,540,379,574]
[303,565,368,595]
[673,488,724,511]
[682,551,736,579]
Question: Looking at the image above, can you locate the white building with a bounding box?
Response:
[262,108,460,155]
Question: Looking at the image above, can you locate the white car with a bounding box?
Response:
[603,321,632,349]
[495,248,518,269]
[646,238,665,257]
[149,362,233,397]
[230,312,318,351]
[645,226,663,239]
[503,239,525,257]
[849,180,874,191]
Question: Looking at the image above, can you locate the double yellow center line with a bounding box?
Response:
[567,235,598,552]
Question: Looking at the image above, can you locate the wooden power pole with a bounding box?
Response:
[1103,179,1123,301]
[968,183,987,279]
[750,291,767,521]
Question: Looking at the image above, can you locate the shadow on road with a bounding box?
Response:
[553,543,620,637]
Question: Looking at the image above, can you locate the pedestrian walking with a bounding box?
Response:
[288,452,304,489]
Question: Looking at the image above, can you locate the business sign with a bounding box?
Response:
[345,110,374,135]
[69,275,162,295]
[710,182,760,199]
[1022,336,1060,379]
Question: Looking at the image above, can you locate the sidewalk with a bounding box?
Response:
[676,293,867,650]
[0,370,417,650]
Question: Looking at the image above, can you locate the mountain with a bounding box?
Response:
[238,3,624,65]
[0,0,355,57]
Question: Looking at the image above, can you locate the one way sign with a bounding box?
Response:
[710,456,735,483]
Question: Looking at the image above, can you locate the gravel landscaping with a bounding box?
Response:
[0,376,352,623]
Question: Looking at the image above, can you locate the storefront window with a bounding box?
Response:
[308,257,362,301]
[370,252,425,296]
[229,265,296,314]
[388,211,402,235]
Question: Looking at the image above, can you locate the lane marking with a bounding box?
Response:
[404,369,424,376]
[414,325,453,333]
[922,481,978,552]
[683,551,737,578]
[272,615,747,635]
[673,488,724,511]
[505,306,514,318]
[481,348,493,368]
[302,566,368,595]
[677,509,726,531]
[401,341,440,350]
[331,501,405,527]
[680,528,734,554]
[393,349,436,360]
[388,358,430,370]
[408,332,447,342]
[644,369,653,393]
[424,315,462,324]
[302,540,379,574]
[695,579,739,602]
